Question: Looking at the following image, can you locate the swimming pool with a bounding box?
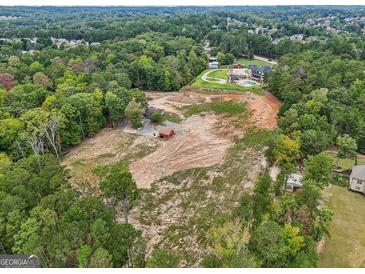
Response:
[239,80,258,86]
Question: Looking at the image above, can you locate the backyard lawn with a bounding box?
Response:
[207,69,228,79]
[323,151,365,171]
[236,58,274,67]
[320,185,365,267]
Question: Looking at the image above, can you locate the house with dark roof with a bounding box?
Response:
[248,65,272,82]
[349,165,365,195]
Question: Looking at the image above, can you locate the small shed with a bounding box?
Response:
[285,173,303,192]
[207,61,219,69]
[233,63,243,69]
[159,128,175,139]
[349,165,365,195]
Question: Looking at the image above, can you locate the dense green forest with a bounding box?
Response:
[0,6,364,268]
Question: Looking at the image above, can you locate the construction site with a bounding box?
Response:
[62,88,281,266]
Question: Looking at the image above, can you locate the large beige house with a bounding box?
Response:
[349,165,365,195]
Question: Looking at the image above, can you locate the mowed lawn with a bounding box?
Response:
[236,58,273,67]
[320,185,365,267]
[323,151,365,171]
[207,69,228,79]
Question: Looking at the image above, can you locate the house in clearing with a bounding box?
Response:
[349,165,365,195]
[159,128,175,139]
[248,65,272,82]
[228,68,248,83]
[285,173,303,192]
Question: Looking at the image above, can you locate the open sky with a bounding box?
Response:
[0,1,364,6]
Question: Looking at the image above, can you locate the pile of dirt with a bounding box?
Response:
[129,115,231,188]
[241,92,281,129]
[146,92,186,117]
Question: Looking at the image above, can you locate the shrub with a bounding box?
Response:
[150,112,162,123]
[125,99,144,128]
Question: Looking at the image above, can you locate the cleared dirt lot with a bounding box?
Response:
[62,91,281,191]
[129,115,231,188]
[62,89,281,266]
[147,90,281,129]
[62,127,160,189]
[129,91,281,188]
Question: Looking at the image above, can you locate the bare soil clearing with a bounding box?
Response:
[243,92,281,129]
[129,138,269,266]
[146,90,281,129]
[62,127,160,188]
[130,91,280,188]
[129,115,231,188]
[61,89,281,266]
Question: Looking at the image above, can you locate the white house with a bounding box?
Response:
[349,165,365,195]
[285,173,304,192]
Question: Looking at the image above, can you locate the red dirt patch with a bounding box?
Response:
[129,115,231,188]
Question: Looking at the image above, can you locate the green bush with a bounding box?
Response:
[150,112,162,123]
[125,99,144,128]
[332,173,349,187]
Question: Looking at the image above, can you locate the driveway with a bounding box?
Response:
[201,69,227,84]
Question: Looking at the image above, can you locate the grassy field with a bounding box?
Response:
[236,58,273,67]
[320,185,365,267]
[207,69,228,79]
[323,151,365,171]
